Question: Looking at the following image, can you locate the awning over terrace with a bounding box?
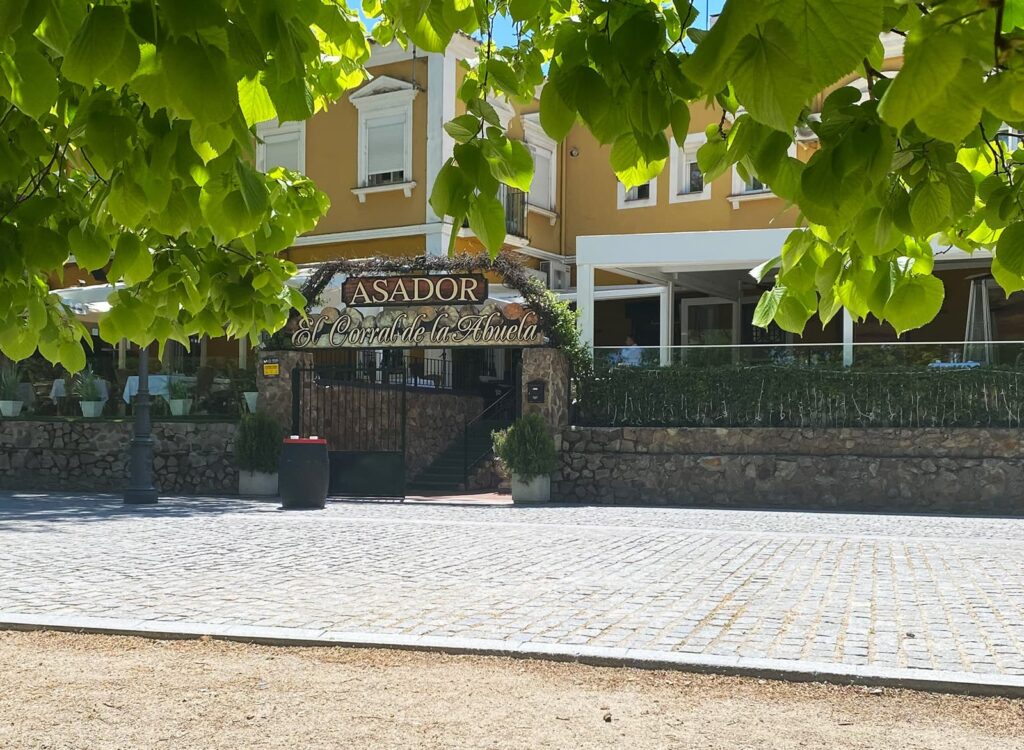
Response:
[575,228,994,366]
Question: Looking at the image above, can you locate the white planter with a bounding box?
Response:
[238,470,278,496]
[511,473,550,503]
[169,398,193,416]
[79,401,104,418]
[0,400,23,418]
[243,391,258,413]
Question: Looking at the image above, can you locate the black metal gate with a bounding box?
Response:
[291,361,406,498]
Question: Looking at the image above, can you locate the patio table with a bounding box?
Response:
[122,375,196,403]
[50,378,110,403]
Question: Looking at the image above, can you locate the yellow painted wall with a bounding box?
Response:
[285,236,425,265]
[304,58,429,236]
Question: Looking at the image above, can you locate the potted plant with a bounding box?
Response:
[0,363,24,417]
[235,410,282,496]
[72,367,106,418]
[239,368,258,413]
[167,376,193,417]
[492,412,558,503]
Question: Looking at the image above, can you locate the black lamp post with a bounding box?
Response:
[124,347,158,505]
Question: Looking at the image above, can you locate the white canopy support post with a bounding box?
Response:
[238,338,247,370]
[577,263,595,355]
[199,335,208,368]
[117,339,127,370]
[842,309,854,367]
[659,283,674,366]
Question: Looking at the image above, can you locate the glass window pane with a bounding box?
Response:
[367,120,405,176]
[530,151,551,208]
[264,134,301,173]
[688,160,703,193]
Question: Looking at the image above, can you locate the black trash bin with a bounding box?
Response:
[279,437,329,509]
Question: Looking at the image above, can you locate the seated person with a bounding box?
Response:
[619,335,643,366]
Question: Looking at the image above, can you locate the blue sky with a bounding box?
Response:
[353,1,726,48]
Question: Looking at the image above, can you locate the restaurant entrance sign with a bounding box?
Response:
[290,273,544,349]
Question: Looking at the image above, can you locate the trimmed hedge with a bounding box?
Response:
[574,365,1024,428]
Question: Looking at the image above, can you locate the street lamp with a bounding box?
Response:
[124,347,158,504]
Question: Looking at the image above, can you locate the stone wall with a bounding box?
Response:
[0,419,238,494]
[405,389,485,478]
[521,348,570,432]
[556,426,1024,514]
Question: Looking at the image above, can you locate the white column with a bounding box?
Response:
[842,309,854,367]
[117,339,127,370]
[199,335,208,368]
[424,52,456,257]
[238,338,247,369]
[659,283,673,366]
[576,264,595,353]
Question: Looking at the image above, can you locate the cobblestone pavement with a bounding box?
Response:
[1,493,1023,682]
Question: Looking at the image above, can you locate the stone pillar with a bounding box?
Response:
[256,350,313,432]
[520,348,570,434]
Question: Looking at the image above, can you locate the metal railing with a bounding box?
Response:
[463,389,516,486]
[460,185,528,239]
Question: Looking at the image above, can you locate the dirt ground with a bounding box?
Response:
[0,631,1022,750]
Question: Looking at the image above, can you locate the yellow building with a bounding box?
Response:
[261,33,1018,370]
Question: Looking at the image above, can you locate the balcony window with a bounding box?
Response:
[256,121,305,174]
[617,177,657,209]
[349,76,418,201]
[669,133,711,203]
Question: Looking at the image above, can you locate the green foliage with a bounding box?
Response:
[492,412,558,480]
[0,362,22,400]
[1,0,366,370]
[167,376,192,400]
[576,364,1024,429]
[235,410,283,474]
[5,0,1024,363]
[71,365,102,401]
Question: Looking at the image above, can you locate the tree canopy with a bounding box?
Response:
[2,0,1024,368]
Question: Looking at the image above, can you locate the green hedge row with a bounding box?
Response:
[573,365,1024,428]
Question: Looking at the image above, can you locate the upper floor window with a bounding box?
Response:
[741,174,767,193]
[669,133,710,203]
[617,177,658,209]
[256,120,305,174]
[349,76,418,201]
[996,128,1023,153]
[522,114,557,217]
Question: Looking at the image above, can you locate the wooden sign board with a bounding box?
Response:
[341,274,489,307]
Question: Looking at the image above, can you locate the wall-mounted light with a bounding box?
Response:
[569,147,579,157]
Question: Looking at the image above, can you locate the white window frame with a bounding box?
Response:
[522,114,558,224]
[349,76,418,202]
[616,177,658,209]
[669,133,711,204]
[728,143,797,209]
[255,120,306,175]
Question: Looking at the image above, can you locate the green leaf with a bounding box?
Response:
[878,31,964,130]
[683,0,771,91]
[750,254,782,283]
[238,75,277,127]
[109,233,153,286]
[669,100,691,148]
[509,0,546,23]
[107,173,149,228]
[914,60,985,144]
[61,5,127,86]
[991,255,1024,295]
[539,82,575,141]
[730,21,809,132]
[996,222,1024,277]
[0,0,28,38]
[776,0,882,90]
[429,161,466,219]
[164,38,238,124]
[467,193,506,255]
[444,114,481,144]
[482,138,534,192]
[99,34,141,89]
[235,161,269,217]
[57,339,87,373]
[775,286,816,334]
[1,45,58,118]
[752,285,785,327]
[68,226,111,271]
[883,274,944,335]
[909,180,951,235]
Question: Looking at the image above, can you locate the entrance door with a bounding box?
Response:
[292,360,406,497]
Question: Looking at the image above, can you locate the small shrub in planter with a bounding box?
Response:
[235,410,282,496]
[72,367,105,418]
[0,363,24,417]
[492,413,558,503]
[167,377,193,416]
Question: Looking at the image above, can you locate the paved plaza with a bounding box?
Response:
[1,493,1023,691]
